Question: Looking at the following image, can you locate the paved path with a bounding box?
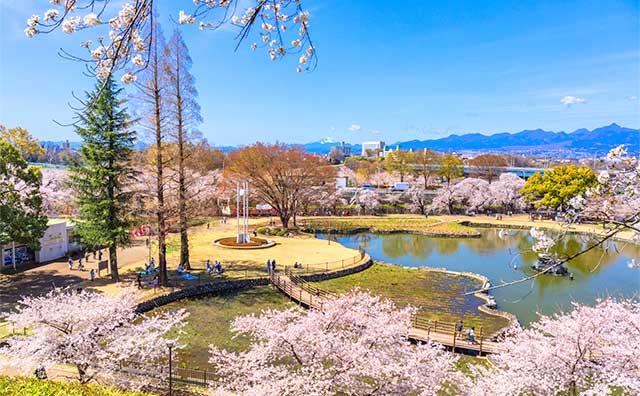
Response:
[270,271,506,355]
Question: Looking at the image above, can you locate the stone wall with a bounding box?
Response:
[296,257,373,283]
[135,278,269,314]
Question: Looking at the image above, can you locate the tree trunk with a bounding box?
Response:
[107,157,120,282]
[175,56,190,270]
[109,245,119,282]
[76,363,90,384]
[280,214,290,229]
[152,31,169,286]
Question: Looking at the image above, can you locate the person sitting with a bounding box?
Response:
[149,275,158,288]
[465,327,476,344]
[177,264,184,275]
[205,260,213,274]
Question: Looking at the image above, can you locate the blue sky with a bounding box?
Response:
[1,0,638,145]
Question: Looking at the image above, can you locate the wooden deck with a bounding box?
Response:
[270,270,507,355]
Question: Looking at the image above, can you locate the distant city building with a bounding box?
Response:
[341,142,352,157]
[361,141,385,157]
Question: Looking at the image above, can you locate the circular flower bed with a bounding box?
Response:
[213,237,276,249]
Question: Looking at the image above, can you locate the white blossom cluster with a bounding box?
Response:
[530,227,555,253]
[25,1,316,84]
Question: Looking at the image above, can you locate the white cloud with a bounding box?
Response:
[369,129,380,134]
[560,95,587,107]
[348,124,361,132]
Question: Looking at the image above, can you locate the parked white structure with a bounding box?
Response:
[361,141,385,157]
[1,219,72,271]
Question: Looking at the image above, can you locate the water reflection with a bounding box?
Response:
[318,229,639,326]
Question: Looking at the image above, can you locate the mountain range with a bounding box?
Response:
[40,123,639,158]
[299,123,640,157]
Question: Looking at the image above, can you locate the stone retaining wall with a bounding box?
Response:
[135,278,269,314]
[296,257,373,283]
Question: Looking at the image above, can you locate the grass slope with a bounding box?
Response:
[156,286,295,369]
[314,263,509,335]
[300,217,480,237]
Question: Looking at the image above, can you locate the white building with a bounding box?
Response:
[361,141,385,157]
[1,219,72,271]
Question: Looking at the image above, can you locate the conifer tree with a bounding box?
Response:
[68,77,136,282]
[165,28,202,270]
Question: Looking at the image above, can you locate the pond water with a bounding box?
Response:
[318,229,640,326]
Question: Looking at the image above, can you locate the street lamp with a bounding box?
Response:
[167,340,175,396]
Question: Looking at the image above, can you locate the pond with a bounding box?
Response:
[318,229,640,326]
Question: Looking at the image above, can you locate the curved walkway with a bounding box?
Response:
[270,270,507,355]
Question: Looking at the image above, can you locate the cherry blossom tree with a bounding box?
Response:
[208,290,461,396]
[466,297,640,396]
[430,178,490,214]
[350,188,379,215]
[0,287,188,388]
[24,0,316,83]
[40,167,74,216]
[406,184,429,216]
[488,172,525,213]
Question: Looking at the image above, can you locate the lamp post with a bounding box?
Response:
[167,341,175,396]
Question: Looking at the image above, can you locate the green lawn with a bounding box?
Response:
[299,217,480,237]
[313,263,510,335]
[0,376,153,396]
[155,286,296,369]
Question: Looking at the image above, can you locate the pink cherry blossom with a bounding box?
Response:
[1,287,188,388]
[208,290,462,396]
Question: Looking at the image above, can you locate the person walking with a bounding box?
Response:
[68,257,73,271]
[267,259,271,274]
[89,269,95,282]
[136,273,142,289]
[98,250,103,261]
[77,258,84,271]
[92,250,96,260]
[271,259,276,273]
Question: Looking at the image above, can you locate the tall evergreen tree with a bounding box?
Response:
[68,77,136,282]
[165,28,202,270]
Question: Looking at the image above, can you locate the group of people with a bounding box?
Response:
[205,260,225,275]
[455,321,477,344]
[67,249,104,281]
[145,258,157,273]
[266,259,277,274]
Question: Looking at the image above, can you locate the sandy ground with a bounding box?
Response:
[0,218,358,313]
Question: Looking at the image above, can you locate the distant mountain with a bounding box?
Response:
[387,123,639,156]
[38,123,639,157]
